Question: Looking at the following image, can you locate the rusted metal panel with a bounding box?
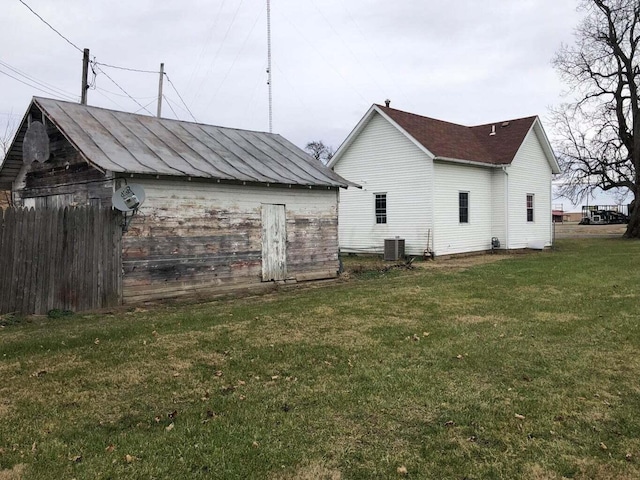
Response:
[261,204,287,281]
[0,97,353,190]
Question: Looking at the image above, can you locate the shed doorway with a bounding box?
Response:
[261,203,287,281]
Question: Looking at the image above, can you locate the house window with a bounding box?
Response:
[526,194,534,222]
[375,193,387,224]
[459,192,469,223]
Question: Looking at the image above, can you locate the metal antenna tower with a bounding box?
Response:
[267,0,273,133]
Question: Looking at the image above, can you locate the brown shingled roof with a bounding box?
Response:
[377,105,537,165]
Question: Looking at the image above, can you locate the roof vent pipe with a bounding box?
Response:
[385,99,391,107]
[489,125,496,136]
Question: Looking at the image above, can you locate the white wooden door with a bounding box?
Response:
[261,204,287,281]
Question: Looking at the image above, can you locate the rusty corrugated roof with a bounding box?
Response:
[0,97,352,189]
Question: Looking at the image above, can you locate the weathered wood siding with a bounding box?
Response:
[433,162,494,255]
[507,128,554,248]
[0,190,11,209]
[12,107,113,208]
[261,204,287,281]
[0,206,122,315]
[333,112,433,256]
[121,179,339,303]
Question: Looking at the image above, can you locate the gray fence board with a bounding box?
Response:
[0,206,122,315]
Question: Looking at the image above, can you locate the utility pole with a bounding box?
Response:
[81,48,90,105]
[157,63,164,118]
[266,0,272,133]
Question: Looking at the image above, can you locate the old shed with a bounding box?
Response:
[0,97,351,310]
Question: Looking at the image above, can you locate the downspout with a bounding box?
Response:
[502,165,509,249]
[430,156,436,257]
[549,178,553,248]
[336,187,342,273]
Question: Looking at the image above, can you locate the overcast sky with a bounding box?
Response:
[0,0,621,210]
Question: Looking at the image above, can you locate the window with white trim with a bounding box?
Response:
[375,193,387,224]
[526,194,534,222]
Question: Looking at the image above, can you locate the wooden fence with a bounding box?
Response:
[0,206,122,315]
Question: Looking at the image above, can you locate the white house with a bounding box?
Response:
[329,103,561,257]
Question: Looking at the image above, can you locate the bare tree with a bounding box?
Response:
[305,140,334,165]
[0,115,16,208]
[551,0,640,237]
[0,115,16,162]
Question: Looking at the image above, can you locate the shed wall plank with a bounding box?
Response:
[120,179,339,302]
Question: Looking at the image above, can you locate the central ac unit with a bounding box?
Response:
[384,237,405,261]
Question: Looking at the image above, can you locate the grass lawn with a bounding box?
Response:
[1,238,640,479]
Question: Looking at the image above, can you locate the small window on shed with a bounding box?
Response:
[527,194,534,222]
[375,193,387,224]
[459,192,469,224]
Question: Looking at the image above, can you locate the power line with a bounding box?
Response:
[185,0,229,92]
[94,65,154,115]
[163,95,181,120]
[0,58,77,101]
[306,0,386,99]
[18,0,83,53]
[0,66,77,101]
[192,0,247,101]
[95,86,156,100]
[165,73,197,122]
[134,99,157,115]
[203,7,264,114]
[91,88,128,111]
[339,2,402,96]
[277,9,370,106]
[94,61,159,75]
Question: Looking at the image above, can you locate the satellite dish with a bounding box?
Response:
[112,184,146,212]
[23,121,50,164]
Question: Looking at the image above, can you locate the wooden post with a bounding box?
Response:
[157,63,164,118]
[81,48,90,105]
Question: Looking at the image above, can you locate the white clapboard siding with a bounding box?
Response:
[491,168,507,246]
[333,112,433,256]
[433,162,493,255]
[506,129,553,249]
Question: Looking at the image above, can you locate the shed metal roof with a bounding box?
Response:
[0,97,352,189]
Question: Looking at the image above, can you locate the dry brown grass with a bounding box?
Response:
[555,223,626,238]
[454,314,510,324]
[417,253,509,269]
[271,461,342,480]
[534,312,582,323]
[525,464,565,480]
[0,464,25,480]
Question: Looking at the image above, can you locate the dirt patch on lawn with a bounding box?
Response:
[419,253,509,270]
[272,461,341,480]
[0,464,25,480]
[342,253,510,277]
[555,223,626,239]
